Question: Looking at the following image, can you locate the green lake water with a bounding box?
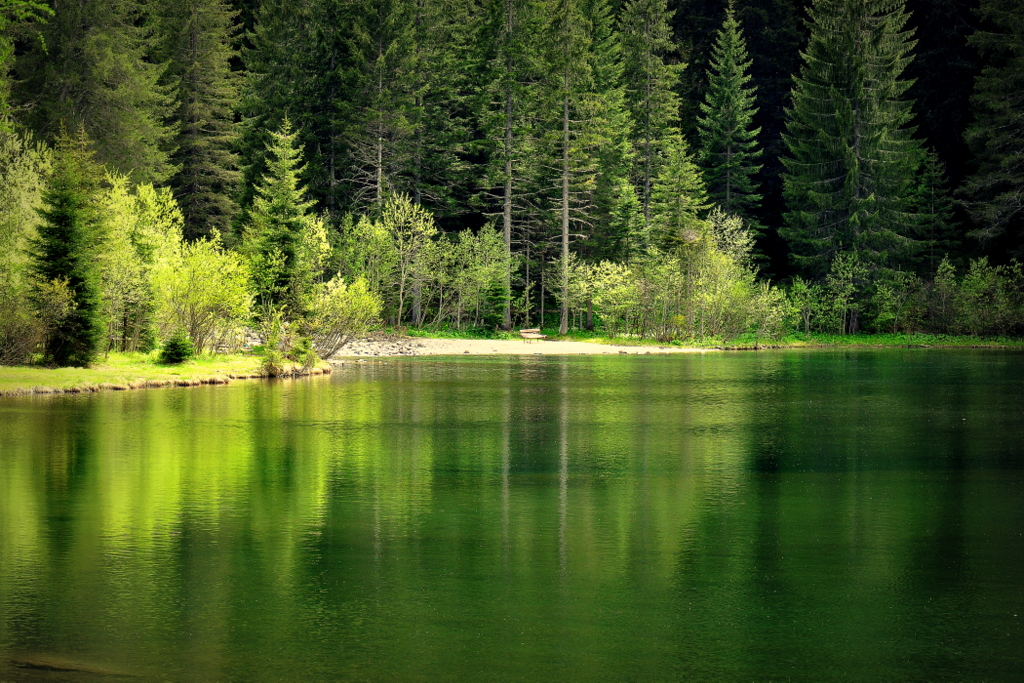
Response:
[1,349,1023,680]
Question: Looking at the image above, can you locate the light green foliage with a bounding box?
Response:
[152,235,252,354]
[303,277,382,357]
[570,209,787,342]
[871,270,920,333]
[953,258,1023,336]
[347,194,437,324]
[697,4,762,223]
[96,176,184,352]
[241,119,328,315]
[0,128,50,363]
[781,0,923,279]
[824,252,869,335]
[788,276,822,335]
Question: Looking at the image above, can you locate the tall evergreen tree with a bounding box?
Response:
[479,0,547,328]
[0,0,51,129]
[781,0,923,279]
[697,4,762,223]
[962,0,1024,259]
[242,119,324,315]
[31,128,104,366]
[913,149,958,270]
[344,0,418,211]
[15,0,173,183]
[619,0,684,230]
[157,0,242,240]
[650,134,710,248]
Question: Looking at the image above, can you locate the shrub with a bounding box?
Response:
[158,329,194,364]
[303,277,381,358]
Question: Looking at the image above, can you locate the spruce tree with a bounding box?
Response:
[913,149,958,271]
[157,0,242,240]
[0,1,51,129]
[696,4,762,223]
[781,0,924,279]
[650,135,711,248]
[242,119,322,315]
[618,0,683,231]
[31,129,104,366]
[962,0,1024,258]
[15,0,173,184]
[479,0,547,328]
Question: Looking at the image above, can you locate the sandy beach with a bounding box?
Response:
[333,336,710,358]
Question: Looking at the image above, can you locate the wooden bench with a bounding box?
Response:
[519,328,547,343]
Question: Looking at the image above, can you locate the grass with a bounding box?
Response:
[0,351,332,397]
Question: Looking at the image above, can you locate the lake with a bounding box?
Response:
[1,350,1023,680]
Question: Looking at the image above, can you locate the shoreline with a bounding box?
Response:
[0,359,332,398]
[4,334,1022,398]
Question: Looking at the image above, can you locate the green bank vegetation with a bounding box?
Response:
[2,0,1024,377]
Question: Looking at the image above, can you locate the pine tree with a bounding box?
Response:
[157,0,242,240]
[618,0,683,230]
[478,0,547,328]
[913,149,958,271]
[697,3,762,223]
[0,1,51,129]
[15,0,173,184]
[242,119,324,315]
[31,128,104,366]
[344,0,418,212]
[962,0,1024,259]
[781,0,924,279]
[650,134,711,248]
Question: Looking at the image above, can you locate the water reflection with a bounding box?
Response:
[1,351,1022,679]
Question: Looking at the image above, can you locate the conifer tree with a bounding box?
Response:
[781,0,924,279]
[479,0,547,328]
[913,150,958,271]
[15,0,173,183]
[157,0,242,240]
[618,0,683,230]
[697,4,762,223]
[650,135,711,248]
[962,0,1024,258]
[345,0,418,211]
[0,0,51,129]
[242,119,325,315]
[31,128,104,366]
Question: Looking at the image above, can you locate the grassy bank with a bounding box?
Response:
[0,352,332,397]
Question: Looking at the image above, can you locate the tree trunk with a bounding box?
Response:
[559,84,570,336]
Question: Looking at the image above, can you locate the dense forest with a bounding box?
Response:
[1,0,1023,366]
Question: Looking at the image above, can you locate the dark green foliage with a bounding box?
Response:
[158,328,194,364]
[31,129,104,366]
[697,5,762,224]
[912,150,959,271]
[15,0,173,184]
[962,0,1024,258]
[0,0,51,128]
[157,0,242,240]
[781,0,924,279]
[619,0,683,229]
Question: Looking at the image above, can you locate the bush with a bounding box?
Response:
[158,329,194,364]
[303,277,381,358]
